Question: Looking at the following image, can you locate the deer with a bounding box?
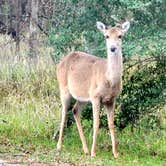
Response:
[56,21,130,158]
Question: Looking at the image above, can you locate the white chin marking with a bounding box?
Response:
[108,51,118,56]
[72,95,90,102]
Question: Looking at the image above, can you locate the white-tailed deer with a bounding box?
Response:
[56,21,130,158]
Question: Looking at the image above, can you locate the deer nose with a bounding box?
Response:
[110,46,117,52]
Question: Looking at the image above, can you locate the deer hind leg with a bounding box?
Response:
[57,90,71,151]
[105,99,119,158]
[91,99,100,157]
[73,101,89,154]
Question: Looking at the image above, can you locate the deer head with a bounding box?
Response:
[96,21,130,56]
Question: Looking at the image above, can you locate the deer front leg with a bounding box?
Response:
[91,99,100,157]
[105,100,119,158]
[73,101,89,154]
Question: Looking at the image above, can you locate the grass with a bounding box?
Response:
[0,35,166,165]
[0,126,166,165]
[0,36,60,138]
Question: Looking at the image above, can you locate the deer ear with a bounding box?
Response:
[121,21,130,33]
[96,21,107,33]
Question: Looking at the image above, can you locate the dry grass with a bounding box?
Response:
[0,35,60,139]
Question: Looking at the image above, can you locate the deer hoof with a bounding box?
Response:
[56,144,62,152]
[84,149,90,155]
[114,152,119,158]
[83,146,89,155]
[55,148,61,155]
[91,152,96,157]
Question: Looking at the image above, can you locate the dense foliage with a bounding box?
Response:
[116,55,166,130]
[48,0,166,130]
[49,0,166,59]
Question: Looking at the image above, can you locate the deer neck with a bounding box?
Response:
[106,50,123,86]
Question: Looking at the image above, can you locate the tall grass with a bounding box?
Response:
[0,35,60,139]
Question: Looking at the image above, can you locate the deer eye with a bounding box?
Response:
[105,35,109,39]
[118,35,122,39]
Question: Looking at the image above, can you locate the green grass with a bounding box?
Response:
[60,122,166,165]
[0,36,60,138]
[0,35,166,165]
[0,126,166,165]
[0,63,60,139]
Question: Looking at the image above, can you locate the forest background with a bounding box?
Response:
[0,0,165,165]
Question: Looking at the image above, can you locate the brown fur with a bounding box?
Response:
[57,51,121,102]
[56,21,130,158]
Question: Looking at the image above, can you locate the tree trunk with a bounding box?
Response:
[28,0,39,69]
[15,0,21,54]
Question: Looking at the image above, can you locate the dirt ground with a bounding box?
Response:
[0,159,72,166]
[0,156,75,166]
[0,159,51,166]
[0,141,76,166]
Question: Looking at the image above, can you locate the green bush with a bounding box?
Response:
[116,55,166,130]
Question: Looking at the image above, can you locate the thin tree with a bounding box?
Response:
[28,0,39,68]
[15,0,21,54]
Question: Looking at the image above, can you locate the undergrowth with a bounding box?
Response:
[0,36,60,139]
